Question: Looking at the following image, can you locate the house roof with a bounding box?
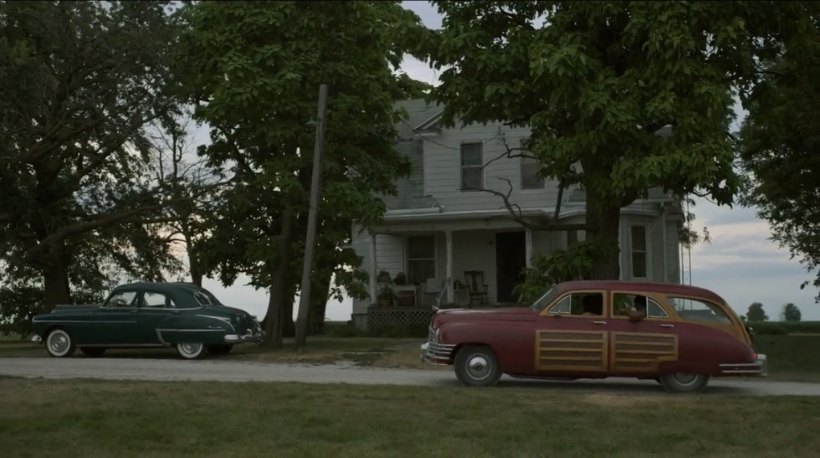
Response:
[395,99,442,139]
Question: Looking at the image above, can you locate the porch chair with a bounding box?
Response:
[423,278,445,308]
[464,270,488,306]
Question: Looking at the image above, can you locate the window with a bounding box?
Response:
[631,226,648,278]
[548,292,604,316]
[142,292,175,308]
[613,293,668,318]
[192,291,214,306]
[669,297,732,325]
[460,143,483,190]
[407,235,435,285]
[520,155,544,189]
[105,291,136,308]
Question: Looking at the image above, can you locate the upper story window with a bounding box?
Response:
[520,155,544,189]
[460,143,483,190]
[631,225,648,278]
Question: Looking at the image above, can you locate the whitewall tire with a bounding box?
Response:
[176,342,205,360]
[46,329,76,358]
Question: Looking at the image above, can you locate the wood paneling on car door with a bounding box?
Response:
[535,330,608,372]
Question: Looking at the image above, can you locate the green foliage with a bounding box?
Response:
[426,1,809,279]
[746,302,769,322]
[738,4,820,301]
[0,1,185,314]
[780,303,802,322]
[514,241,599,303]
[179,1,424,339]
[750,321,820,335]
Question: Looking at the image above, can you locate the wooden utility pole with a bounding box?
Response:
[295,84,328,350]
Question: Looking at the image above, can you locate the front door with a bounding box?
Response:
[607,291,679,375]
[495,231,525,303]
[93,290,142,345]
[535,290,609,375]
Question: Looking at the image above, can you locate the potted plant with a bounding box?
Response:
[377,284,396,308]
[394,272,407,286]
[376,270,392,284]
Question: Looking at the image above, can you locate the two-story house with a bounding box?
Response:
[350,99,683,329]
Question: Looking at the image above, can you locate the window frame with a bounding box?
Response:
[406,234,436,285]
[141,291,176,309]
[610,291,672,321]
[104,290,138,308]
[520,154,544,190]
[667,296,734,326]
[543,290,607,318]
[630,225,650,279]
[460,142,484,191]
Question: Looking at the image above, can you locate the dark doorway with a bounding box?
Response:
[495,231,526,303]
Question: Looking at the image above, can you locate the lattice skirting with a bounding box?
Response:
[366,307,435,330]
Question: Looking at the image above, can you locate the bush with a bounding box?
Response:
[750,321,820,335]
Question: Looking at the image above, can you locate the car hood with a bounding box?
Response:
[435,307,537,325]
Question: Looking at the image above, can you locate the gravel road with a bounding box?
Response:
[2,357,820,396]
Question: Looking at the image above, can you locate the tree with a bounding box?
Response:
[739,6,820,300]
[747,302,769,322]
[781,303,802,322]
[0,1,185,312]
[426,1,805,279]
[179,1,419,347]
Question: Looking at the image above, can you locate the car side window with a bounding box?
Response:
[106,291,137,308]
[142,292,176,309]
[669,297,731,325]
[548,293,604,316]
[192,291,212,306]
[613,293,669,319]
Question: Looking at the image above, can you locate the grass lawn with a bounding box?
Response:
[752,334,820,382]
[1,379,819,458]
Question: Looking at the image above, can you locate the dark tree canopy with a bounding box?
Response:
[0,1,185,325]
[739,6,819,300]
[780,303,802,322]
[425,1,812,280]
[746,302,769,322]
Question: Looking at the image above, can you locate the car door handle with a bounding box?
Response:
[660,323,675,328]
[593,321,607,325]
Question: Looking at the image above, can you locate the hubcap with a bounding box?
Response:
[466,355,491,380]
[49,333,69,354]
[672,373,699,386]
[180,343,202,356]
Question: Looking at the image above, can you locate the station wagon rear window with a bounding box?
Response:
[669,297,732,325]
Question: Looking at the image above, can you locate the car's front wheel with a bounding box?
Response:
[659,373,710,393]
[176,342,205,360]
[45,328,76,358]
[454,345,502,387]
[80,347,106,357]
[207,344,233,356]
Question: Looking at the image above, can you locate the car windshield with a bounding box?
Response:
[530,287,557,313]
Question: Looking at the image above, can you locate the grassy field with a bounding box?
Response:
[1,379,819,457]
[2,334,819,380]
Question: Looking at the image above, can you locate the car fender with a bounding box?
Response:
[154,313,233,345]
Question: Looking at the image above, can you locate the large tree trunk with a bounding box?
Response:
[42,243,72,309]
[585,188,622,280]
[262,210,294,348]
[183,230,203,287]
[308,269,333,335]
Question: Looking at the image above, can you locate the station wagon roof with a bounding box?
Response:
[555,280,726,304]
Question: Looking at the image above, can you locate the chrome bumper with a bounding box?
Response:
[420,341,456,365]
[224,330,264,343]
[720,354,767,376]
[31,335,42,344]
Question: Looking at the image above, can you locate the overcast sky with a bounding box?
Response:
[205,1,817,322]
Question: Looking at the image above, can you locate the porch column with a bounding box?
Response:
[525,229,533,267]
[369,231,377,304]
[446,229,454,304]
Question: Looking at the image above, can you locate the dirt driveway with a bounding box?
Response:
[3,357,820,396]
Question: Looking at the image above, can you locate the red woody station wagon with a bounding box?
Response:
[421,280,766,392]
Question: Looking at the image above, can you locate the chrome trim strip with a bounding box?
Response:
[195,314,236,332]
[420,341,456,365]
[78,344,168,348]
[32,320,138,324]
[155,328,225,333]
[719,354,767,376]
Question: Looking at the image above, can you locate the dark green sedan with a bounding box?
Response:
[31,282,264,359]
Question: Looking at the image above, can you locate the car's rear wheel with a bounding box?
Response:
[659,373,710,393]
[80,347,106,357]
[45,328,76,358]
[176,342,205,360]
[454,345,502,387]
[207,344,233,356]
